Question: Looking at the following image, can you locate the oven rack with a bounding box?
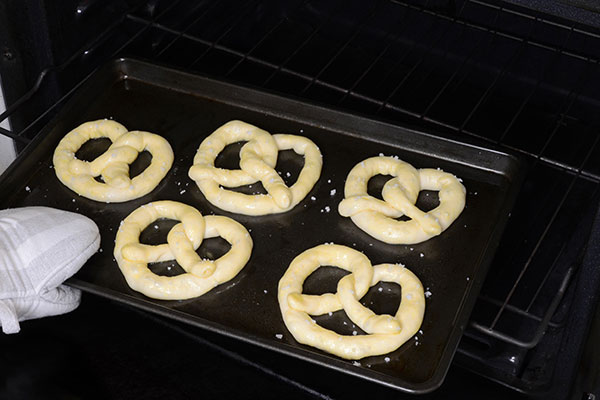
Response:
[1,0,599,394]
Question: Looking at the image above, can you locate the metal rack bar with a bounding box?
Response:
[470,0,600,40]
[496,28,574,144]
[0,0,183,140]
[153,0,226,59]
[152,17,600,185]
[13,27,153,140]
[187,0,262,69]
[336,3,413,105]
[0,15,129,135]
[299,2,382,94]
[376,0,472,114]
[471,267,575,348]
[261,0,346,86]
[478,294,560,328]
[224,0,313,78]
[465,46,600,344]
[483,167,588,333]
[526,241,568,312]
[392,0,600,63]
[419,7,502,119]
[126,4,600,184]
[474,129,600,344]
[458,19,538,133]
[0,127,29,144]
[351,9,434,109]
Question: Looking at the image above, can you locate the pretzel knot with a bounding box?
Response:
[188,120,322,216]
[53,119,174,202]
[114,201,253,300]
[278,244,425,360]
[338,156,466,244]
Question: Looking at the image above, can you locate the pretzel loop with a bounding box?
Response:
[189,120,322,216]
[114,200,253,300]
[53,120,174,202]
[338,156,466,244]
[278,244,425,360]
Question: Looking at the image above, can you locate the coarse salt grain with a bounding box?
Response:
[425,291,432,298]
[310,196,316,201]
[330,189,336,196]
[384,357,391,363]
[352,361,361,366]
[419,253,424,258]
[180,189,186,194]
[275,334,283,339]
[25,186,31,192]
[352,331,358,336]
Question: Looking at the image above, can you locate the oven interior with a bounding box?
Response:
[1,0,599,398]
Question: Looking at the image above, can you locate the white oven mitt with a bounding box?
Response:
[0,207,100,334]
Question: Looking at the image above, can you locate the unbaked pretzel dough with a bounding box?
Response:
[53,119,173,202]
[114,200,253,300]
[338,156,466,244]
[278,244,425,360]
[188,120,322,215]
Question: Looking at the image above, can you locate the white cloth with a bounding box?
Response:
[0,207,100,333]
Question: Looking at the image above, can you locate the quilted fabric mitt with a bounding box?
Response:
[0,207,100,333]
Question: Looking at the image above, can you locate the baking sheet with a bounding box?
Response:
[0,58,523,393]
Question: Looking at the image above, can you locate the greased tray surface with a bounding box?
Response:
[0,59,523,393]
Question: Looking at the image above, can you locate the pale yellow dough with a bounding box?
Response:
[188,120,322,215]
[278,244,425,360]
[114,200,253,300]
[53,119,173,202]
[338,156,466,244]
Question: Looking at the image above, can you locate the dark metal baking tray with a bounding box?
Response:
[0,58,523,394]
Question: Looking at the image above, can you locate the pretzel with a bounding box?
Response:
[53,119,173,202]
[338,156,466,244]
[114,200,253,300]
[278,244,425,360]
[188,120,322,215]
